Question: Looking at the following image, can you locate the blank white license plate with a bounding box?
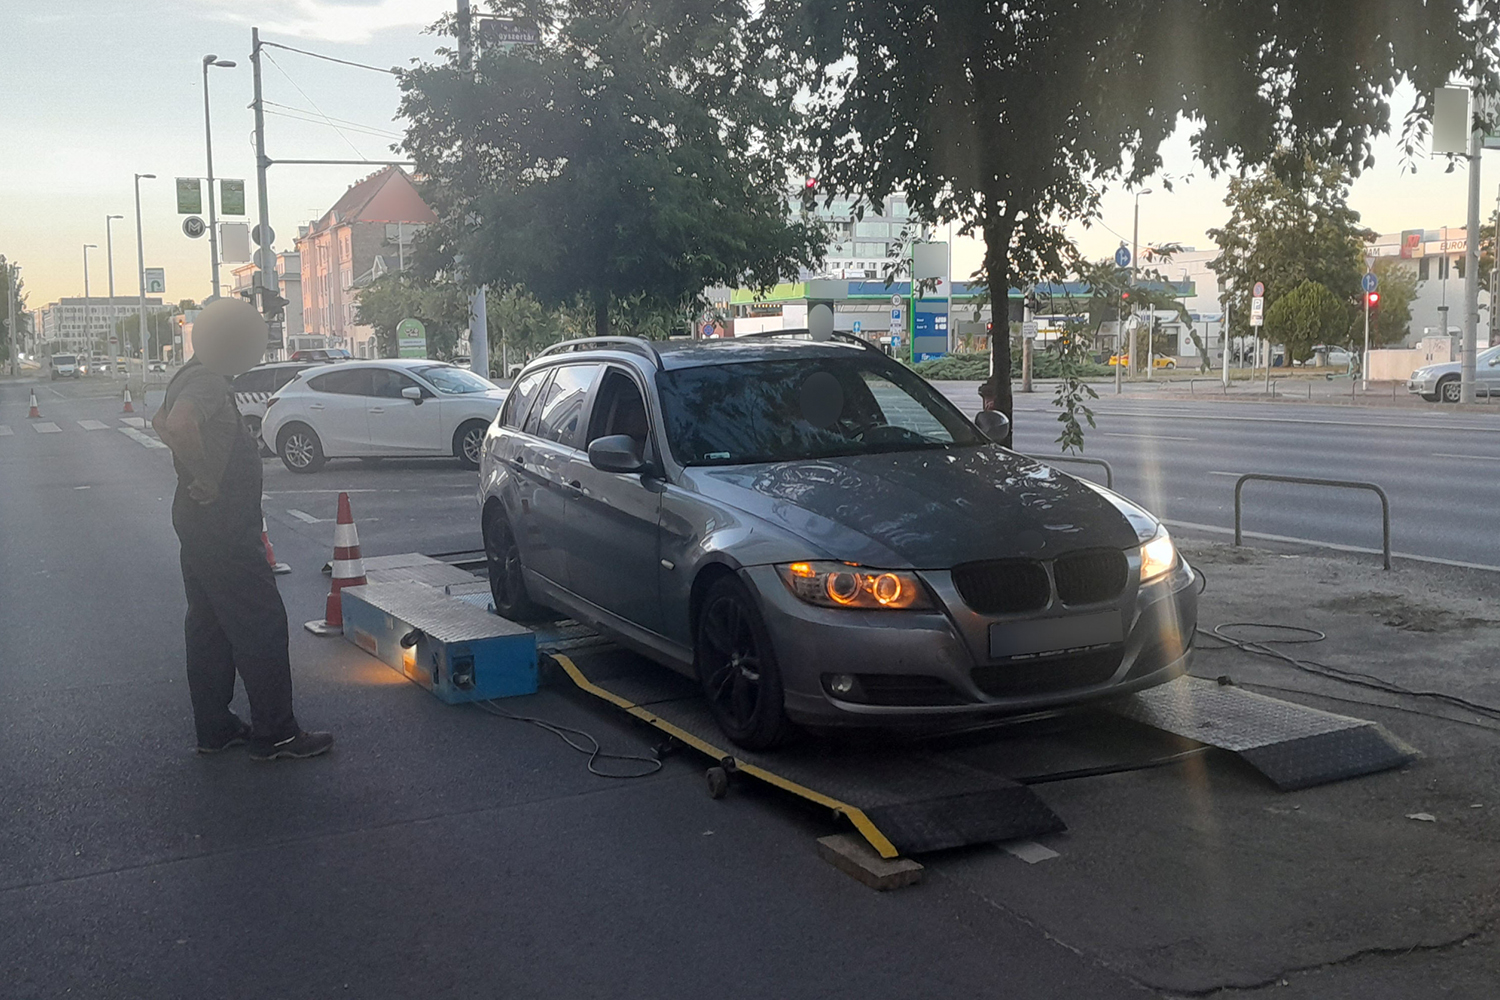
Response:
[989,612,1124,660]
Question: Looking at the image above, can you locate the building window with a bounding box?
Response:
[1419,257,1430,281]
[855,221,889,238]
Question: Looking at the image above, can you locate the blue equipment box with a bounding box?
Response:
[340,582,537,703]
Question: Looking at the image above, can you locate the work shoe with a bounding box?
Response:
[196,716,253,755]
[249,730,335,761]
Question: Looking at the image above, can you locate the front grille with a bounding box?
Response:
[951,559,1050,614]
[1053,549,1128,605]
[853,674,967,707]
[971,647,1124,698]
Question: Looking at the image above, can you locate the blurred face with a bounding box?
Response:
[193,299,269,376]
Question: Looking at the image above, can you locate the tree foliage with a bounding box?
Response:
[1264,280,1349,362]
[1,263,25,360]
[768,1,1494,444]
[354,271,468,359]
[1370,256,1419,347]
[398,0,823,337]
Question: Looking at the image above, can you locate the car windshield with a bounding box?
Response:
[1482,346,1500,365]
[54,355,76,364]
[413,364,496,394]
[656,355,985,466]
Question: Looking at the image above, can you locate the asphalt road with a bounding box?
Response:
[936,381,1500,571]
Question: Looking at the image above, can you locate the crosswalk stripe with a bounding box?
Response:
[78,419,108,431]
[0,425,11,436]
[34,422,62,434]
[119,416,146,428]
[118,426,167,449]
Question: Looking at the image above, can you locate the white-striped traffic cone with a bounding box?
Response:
[304,491,367,635]
[262,516,291,575]
[27,390,41,419]
[122,388,134,414]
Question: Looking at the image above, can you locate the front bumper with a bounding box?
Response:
[744,558,1199,727]
[1408,374,1437,395]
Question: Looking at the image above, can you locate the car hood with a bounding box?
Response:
[1414,362,1462,377]
[684,446,1144,568]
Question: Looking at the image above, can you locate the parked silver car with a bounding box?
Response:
[1409,344,1500,402]
[478,334,1198,749]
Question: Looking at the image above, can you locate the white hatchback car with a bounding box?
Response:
[262,359,507,473]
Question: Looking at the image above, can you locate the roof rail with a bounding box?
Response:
[535,336,663,366]
[739,329,882,353]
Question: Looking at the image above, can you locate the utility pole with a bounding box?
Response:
[134,173,156,376]
[1462,116,1482,403]
[202,54,237,301]
[1131,188,1152,380]
[106,214,123,378]
[83,244,97,362]
[2,256,16,377]
[251,28,281,355]
[456,0,491,377]
[1490,181,1500,348]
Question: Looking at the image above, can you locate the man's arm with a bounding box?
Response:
[153,400,220,502]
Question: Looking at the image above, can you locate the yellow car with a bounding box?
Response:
[1108,354,1177,369]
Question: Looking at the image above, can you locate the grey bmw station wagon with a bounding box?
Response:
[478,334,1197,750]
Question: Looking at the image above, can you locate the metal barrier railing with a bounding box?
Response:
[1025,454,1114,488]
[1187,378,1229,396]
[1234,474,1391,570]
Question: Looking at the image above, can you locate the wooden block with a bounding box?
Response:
[817,834,924,891]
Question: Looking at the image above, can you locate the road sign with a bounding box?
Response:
[852,321,862,334]
[1250,295,1265,327]
[144,268,165,294]
[396,318,427,358]
[1021,321,1038,340]
[175,178,202,215]
[1252,281,1265,298]
[1114,246,1131,268]
[1362,272,1379,293]
[891,294,903,306]
[220,179,245,216]
[252,224,275,247]
[253,248,275,271]
[182,216,206,239]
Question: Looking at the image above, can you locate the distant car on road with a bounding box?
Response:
[231,361,323,449]
[263,359,506,472]
[50,354,80,379]
[478,334,1196,750]
[1409,344,1500,402]
[452,356,473,370]
[148,361,168,373]
[1108,353,1176,369]
[289,348,353,363]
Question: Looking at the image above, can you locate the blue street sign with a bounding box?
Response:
[1362,272,1378,293]
[852,320,862,333]
[1114,246,1131,268]
[891,309,901,319]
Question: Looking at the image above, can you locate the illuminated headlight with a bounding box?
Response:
[777,561,933,610]
[1139,528,1177,583]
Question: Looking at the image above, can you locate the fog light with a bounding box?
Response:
[828,673,856,696]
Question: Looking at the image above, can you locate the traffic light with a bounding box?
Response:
[1366,291,1380,308]
[801,177,817,214]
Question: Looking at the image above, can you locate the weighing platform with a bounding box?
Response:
[343,553,1421,862]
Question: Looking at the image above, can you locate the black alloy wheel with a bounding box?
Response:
[483,505,544,621]
[695,575,793,751]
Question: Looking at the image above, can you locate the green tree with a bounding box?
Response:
[398,0,824,338]
[1369,256,1418,347]
[1,262,25,362]
[1264,280,1349,363]
[769,2,1490,444]
[354,271,469,359]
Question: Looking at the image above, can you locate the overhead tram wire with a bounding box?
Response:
[261,100,403,139]
[262,108,402,142]
[258,39,399,75]
[262,49,373,160]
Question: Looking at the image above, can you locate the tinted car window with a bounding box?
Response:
[308,368,374,395]
[501,370,547,429]
[412,364,495,394]
[533,364,601,449]
[586,369,650,450]
[370,368,423,398]
[271,366,309,391]
[232,369,270,393]
[657,356,982,466]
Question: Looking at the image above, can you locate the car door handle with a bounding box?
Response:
[368,407,385,414]
[308,403,325,410]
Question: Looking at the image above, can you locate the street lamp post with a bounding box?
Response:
[1,256,17,377]
[106,213,124,379]
[134,173,157,378]
[83,244,97,364]
[202,54,237,301]
[1131,188,1152,380]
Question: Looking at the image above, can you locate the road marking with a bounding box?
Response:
[34,422,62,433]
[1432,452,1500,462]
[118,427,167,449]
[0,425,11,436]
[1207,471,1241,477]
[50,388,64,398]
[120,416,145,428]
[77,419,108,431]
[263,488,385,495]
[1166,519,1500,573]
[286,508,327,524]
[1002,841,1060,864]
[1103,432,1197,442]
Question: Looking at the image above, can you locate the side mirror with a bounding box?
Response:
[974,410,1011,443]
[588,434,646,474]
[401,385,424,405]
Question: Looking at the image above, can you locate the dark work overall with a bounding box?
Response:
[169,380,300,747]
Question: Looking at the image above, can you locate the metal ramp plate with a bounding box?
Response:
[1108,675,1418,790]
[551,651,1064,859]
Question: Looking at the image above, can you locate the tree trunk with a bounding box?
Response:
[594,294,609,339]
[981,204,1015,448]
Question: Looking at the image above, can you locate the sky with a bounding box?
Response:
[0,0,1488,311]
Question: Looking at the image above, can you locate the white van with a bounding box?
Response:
[51,354,79,379]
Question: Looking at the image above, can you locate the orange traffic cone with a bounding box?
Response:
[305,492,367,635]
[262,516,291,576]
[122,389,134,414]
[27,390,41,419]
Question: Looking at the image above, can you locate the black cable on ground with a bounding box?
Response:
[1012,746,1212,785]
[473,700,663,778]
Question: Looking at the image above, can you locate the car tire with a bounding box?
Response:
[695,575,794,751]
[278,423,326,473]
[483,504,546,621]
[454,419,488,470]
[1438,376,1462,404]
[1165,360,1176,369]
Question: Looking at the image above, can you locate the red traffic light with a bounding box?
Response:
[805,177,817,189]
[1366,291,1380,307]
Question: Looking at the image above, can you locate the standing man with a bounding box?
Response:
[153,299,333,760]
